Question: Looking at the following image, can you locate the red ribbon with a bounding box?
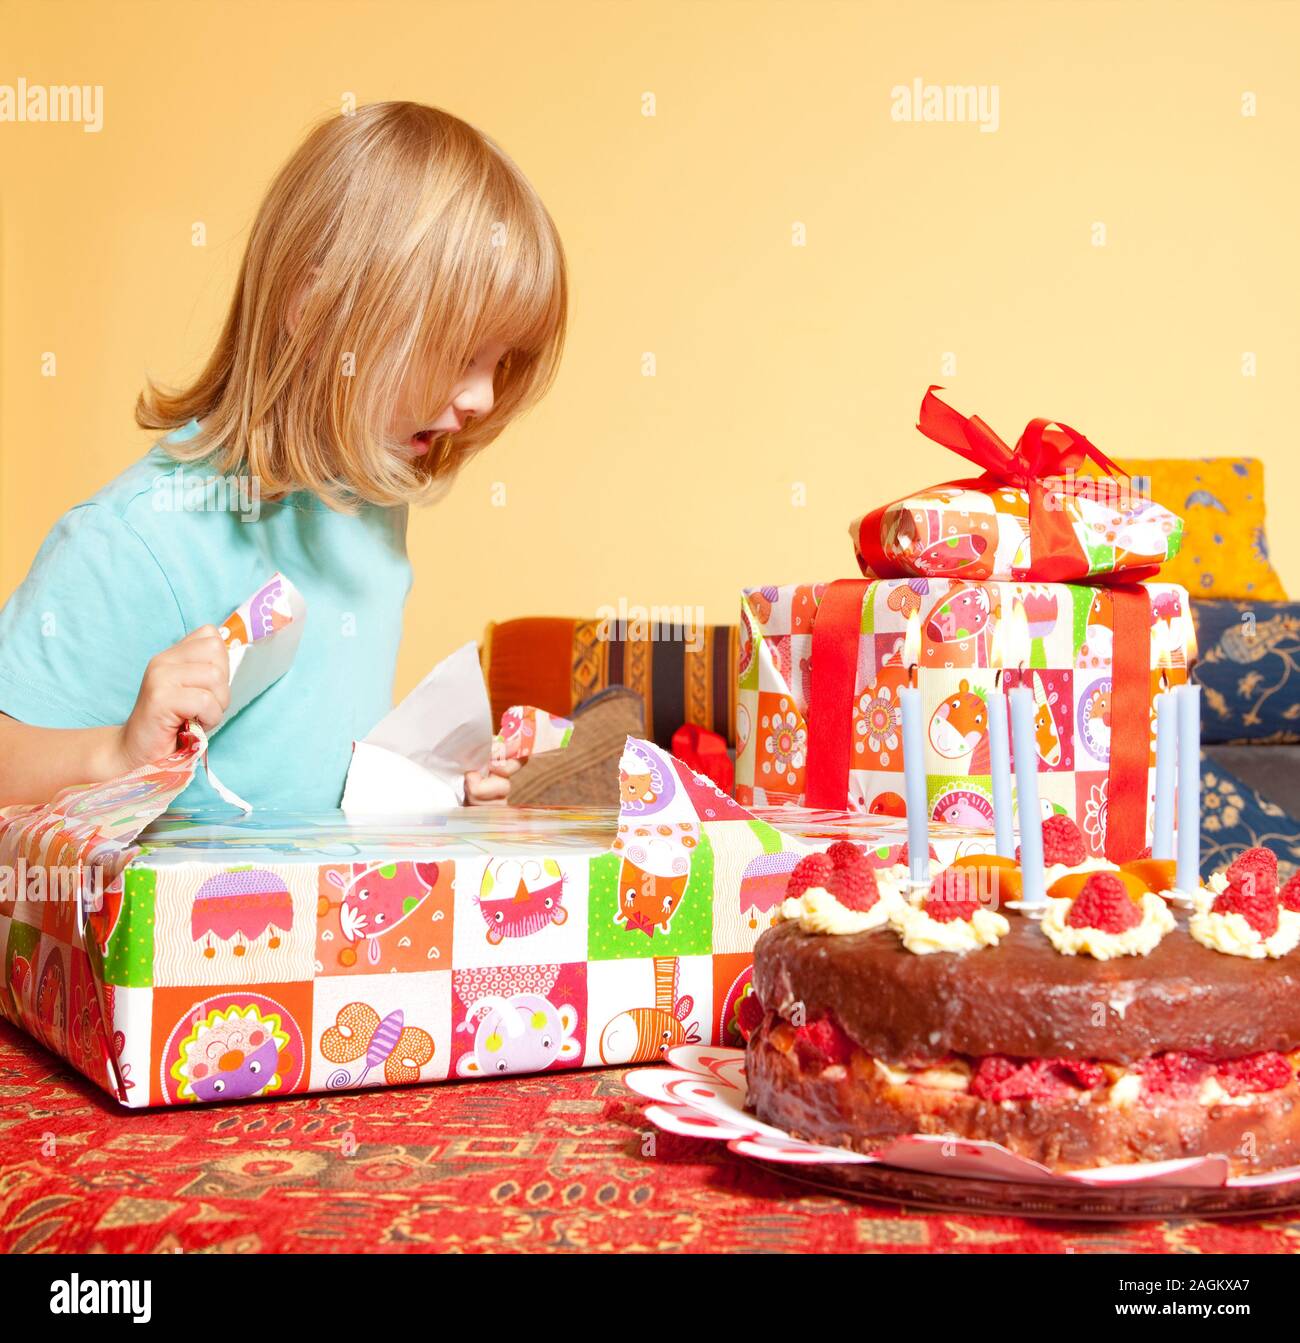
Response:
[805,579,872,808]
[856,387,1159,585]
[1104,587,1153,863]
[671,723,734,796]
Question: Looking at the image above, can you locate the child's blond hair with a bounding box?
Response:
[138,101,567,508]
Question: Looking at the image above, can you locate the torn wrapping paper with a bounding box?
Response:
[219,574,307,722]
[493,705,574,764]
[851,388,1183,583]
[340,641,574,815]
[0,572,306,886]
[0,735,994,1107]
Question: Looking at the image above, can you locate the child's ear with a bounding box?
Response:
[285,265,323,337]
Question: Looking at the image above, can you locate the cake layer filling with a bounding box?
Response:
[756,1011,1300,1109]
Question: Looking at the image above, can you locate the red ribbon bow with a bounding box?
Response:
[856,387,1155,584]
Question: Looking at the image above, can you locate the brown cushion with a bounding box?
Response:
[508,687,645,806]
[481,616,739,749]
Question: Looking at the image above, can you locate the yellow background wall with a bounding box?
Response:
[2,0,1297,699]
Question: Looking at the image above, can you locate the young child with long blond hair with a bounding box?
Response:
[0,101,566,810]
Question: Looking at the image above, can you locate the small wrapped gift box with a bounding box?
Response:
[851,388,1183,583]
[735,575,1197,859]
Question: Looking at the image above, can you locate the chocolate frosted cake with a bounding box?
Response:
[743,830,1300,1173]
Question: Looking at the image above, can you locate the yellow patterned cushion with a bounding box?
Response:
[1118,457,1288,600]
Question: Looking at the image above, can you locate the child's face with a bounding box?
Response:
[391,340,512,458]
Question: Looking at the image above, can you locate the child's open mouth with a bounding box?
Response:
[408,417,462,453]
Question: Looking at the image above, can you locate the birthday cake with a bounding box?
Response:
[742,823,1300,1174]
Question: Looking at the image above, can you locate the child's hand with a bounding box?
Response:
[111,626,231,772]
[464,758,521,805]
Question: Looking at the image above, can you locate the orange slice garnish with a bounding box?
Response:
[948,853,1023,903]
[1047,866,1149,903]
[1119,857,1177,894]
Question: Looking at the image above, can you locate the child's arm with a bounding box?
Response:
[0,626,230,807]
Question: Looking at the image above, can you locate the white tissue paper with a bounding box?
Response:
[341,641,494,816]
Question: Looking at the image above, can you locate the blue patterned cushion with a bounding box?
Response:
[1201,754,1299,884]
[1191,600,1300,743]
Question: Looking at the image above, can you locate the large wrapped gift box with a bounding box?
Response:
[735,577,1197,859]
[0,738,992,1109]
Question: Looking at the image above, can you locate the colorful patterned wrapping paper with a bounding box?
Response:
[852,479,1183,584]
[735,578,1197,855]
[493,705,574,762]
[0,739,997,1109]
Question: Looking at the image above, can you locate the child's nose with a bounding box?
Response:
[458,374,495,418]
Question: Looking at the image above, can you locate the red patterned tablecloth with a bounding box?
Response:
[1,1020,1296,1253]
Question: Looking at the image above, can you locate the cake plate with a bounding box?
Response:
[624,1046,1300,1221]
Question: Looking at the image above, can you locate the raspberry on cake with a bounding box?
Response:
[1017,812,1087,871]
[1016,813,1129,901]
[791,1017,854,1072]
[824,839,869,870]
[1282,871,1300,914]
[1214,1051,1294,1097]
[1040,813,1088,867]
[1068,873,1141,932]
[735,990,765,1043]
[1040,870,1176,960]
[969,1055,1105,1103]
[1225,845,1279,897]
[784,852,833,901]
[1137,1050,1211,1100]
[779,842,904,935]
[925,866,982,923]
[896,840,937,870]
[888,865,1010,954]
[1189,848,1300,959]
[1215,881,1278,939]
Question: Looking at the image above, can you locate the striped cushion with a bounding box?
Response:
[481,616,740,749]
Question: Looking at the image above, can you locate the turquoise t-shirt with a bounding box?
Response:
[0,424,412,810]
